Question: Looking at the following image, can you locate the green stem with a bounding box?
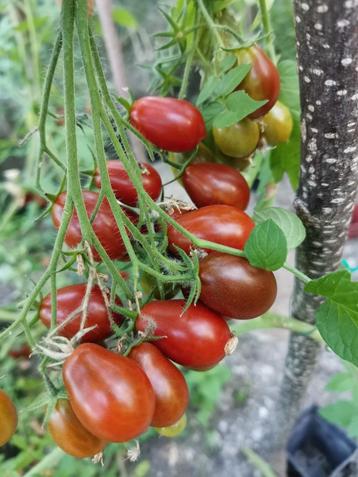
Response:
[23,448,64,477]
[258,0,276,63]
[283,262,311,284]
[62,0,130,297]
[196,0,224,48]
[232,312,322,343]
[178,7,198,99]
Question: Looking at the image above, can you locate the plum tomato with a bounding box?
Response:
[39,284,123,343]
[0,390,17,446]
[52,191,137,261]
[94,160,162,206]
[235,45,280,119]
[136,300,234,370]
[213,119,260,158]
[199,253,277,319]
[183,162,250,209]
[63,343,155,442]
[167,205,255,254]
[262,101,293,146]
[129,342,189,427]
[130,97,206,152]
[48,399,105,458]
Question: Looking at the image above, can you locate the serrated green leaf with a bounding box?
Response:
[201,101,225,130]
[196,76,221,105]
[112,7,138,29]
[244,219,288,271]
[212,110,240,129]
[320,401,357,428]
[226,90,267,119]
[306,271,358,366]
[215,64,251,97]
[253,207,306,249]
[219,54,237,73]
[270,114,301,190]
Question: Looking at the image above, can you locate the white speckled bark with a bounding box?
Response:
[260,0,358,459]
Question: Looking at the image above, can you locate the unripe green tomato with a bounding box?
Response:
[213,119,260,158]
[154,414,187,437]
[262,101,293,146]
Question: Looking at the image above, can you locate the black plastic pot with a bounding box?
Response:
[287,406,357,477]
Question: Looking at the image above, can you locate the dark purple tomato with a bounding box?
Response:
[199,252,277,319]
[183,162,250,209]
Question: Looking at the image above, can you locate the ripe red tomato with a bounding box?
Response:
[129,342,189,427]
[40,284,123,342]
[236,45,280,119]
[94,160,162,206]
[213,119,260,159]
[167,205,254,254]
[183,163,250,210]
[48,399,105,458]
[262,101,293,146]
[0,390,17,446]
[136,300,233,370]
[63,343,155,442]
[130,97,206,152]
[199,253,277,319]
[52,191,136,261]
[9,344,31,360]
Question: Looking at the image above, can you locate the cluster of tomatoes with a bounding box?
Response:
[1,44,288,458]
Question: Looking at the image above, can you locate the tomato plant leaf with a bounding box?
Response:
[214,64,251,97]
[305,271,358,366]
[212,110,240,129]
[225,91,267,120]
[201,101,225,130]
[196,76,221,105]
[244,219,288,271]
[253,207,306,249]
[218,54,237,73]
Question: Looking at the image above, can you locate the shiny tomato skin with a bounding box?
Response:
[167,205,255,254]
[183,163,250,210]
[136,300,232,370]
[236,45,280,119]
[262,101,293,145]
[39,284,123,343]
[199,253,277,319]
[213,119,260,159]
[94,160,162,206]
[0,390,17,446]
[129,342,189,427]
[63,343,155,442]
[130,97,206,152]
[48,399,105,458]
[52,191,135,261]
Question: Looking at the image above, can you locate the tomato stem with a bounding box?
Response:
[258,0,277,63]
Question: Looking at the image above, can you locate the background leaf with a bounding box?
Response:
[253,207,306,249]
[306,271,358,366]
[244,219,288,271]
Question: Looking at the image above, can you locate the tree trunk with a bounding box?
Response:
[261,0,358,460]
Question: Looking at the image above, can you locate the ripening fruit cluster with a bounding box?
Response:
[1,45,286,457]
